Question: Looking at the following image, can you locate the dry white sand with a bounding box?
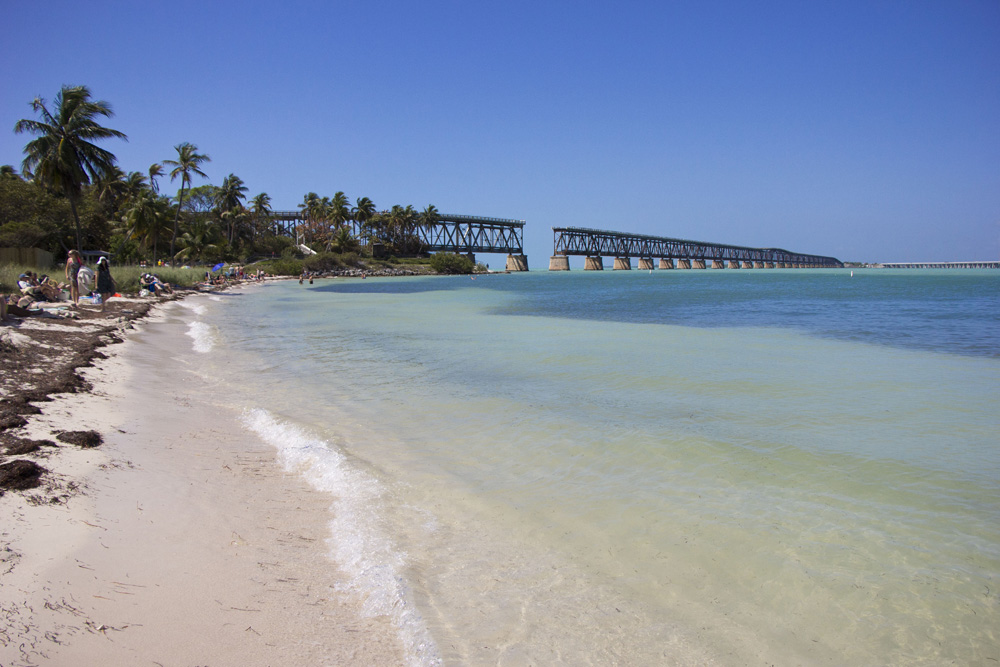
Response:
[0,302,404,666]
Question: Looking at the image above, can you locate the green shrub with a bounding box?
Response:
[302,253,339,273]
[429,252,475,274]
[338,252,362,267]
[255,234,294,257]
[258,257,303,276]
[302,251,365,273]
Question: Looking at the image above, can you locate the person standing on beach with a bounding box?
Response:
[95,256,116,311]
[64,249,83,305]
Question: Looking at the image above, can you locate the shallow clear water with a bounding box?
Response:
[181,269,999,664]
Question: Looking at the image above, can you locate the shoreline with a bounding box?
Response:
[0,286,405,665]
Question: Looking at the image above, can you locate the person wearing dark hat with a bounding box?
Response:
[96,257,116,312]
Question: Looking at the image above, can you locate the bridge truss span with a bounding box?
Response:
[263,210,529,269]
[422,214,525,254]
[551,227,843,269]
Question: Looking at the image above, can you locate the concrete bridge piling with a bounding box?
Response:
[505,254,529,271]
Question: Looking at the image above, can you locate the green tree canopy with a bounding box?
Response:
[14,85,127,252]
[163,142,210,262]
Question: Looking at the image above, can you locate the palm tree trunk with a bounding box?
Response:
[69,196,83,253]
[169,183,187,264]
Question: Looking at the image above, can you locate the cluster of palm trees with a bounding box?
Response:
[92,144,275,264]
[9,84,444,265]
[297,192,440,256]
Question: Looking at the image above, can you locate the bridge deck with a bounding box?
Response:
[265,211,525,255]
[553,227,843,267]
[878,261,999,269]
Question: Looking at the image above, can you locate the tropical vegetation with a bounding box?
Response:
[13,86,127,253]
[3,85,477,276]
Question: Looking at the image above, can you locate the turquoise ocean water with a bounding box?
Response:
[180,269,998,665]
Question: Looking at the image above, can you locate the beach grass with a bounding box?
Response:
[1,262,209,294]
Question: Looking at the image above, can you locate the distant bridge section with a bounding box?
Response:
[550,227,843,270]
[878,261,999,269]
[267,210,530,270]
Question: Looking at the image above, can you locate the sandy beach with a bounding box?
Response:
[1,290,404,666]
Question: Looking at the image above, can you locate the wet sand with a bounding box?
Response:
[0,294,404,665]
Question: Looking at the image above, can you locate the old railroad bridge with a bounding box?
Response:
[269,210,530,270]
[269,209,844,271]
[549,227,843,270]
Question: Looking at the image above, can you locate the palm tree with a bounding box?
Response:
[96,166,128,209]
[321,191,351,250]
[353,196,376,244]
[163,142,210,263]
[298,192,329,244]
[174,219,221,263]
[216,173,248,243]
[250,192,272,217]
[420,204,439,229]
[124,171,149,202]
[0,165,19,179]
[122,191,169,264]
[220,205,252,248]
[249,192,272,240]
[328,191,350,228]
[328,226,359,254]
[216,173,247,214]
[98,168,149,216]
[148,163,163,194]
[14,85,127,252]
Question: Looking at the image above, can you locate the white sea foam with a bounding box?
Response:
[185,321,215,353]
[205,273,1000,664]
[178,301,207,315]
[241,408,440,667]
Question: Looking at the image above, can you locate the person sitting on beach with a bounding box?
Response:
[17,272,46,304]
[17,273,41,296]
[17,272,62,303]
[151,274,174,294]
[140,273,164,296]
[35,274,63,301]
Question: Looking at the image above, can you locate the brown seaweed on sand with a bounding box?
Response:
[0,459,46,491]
[56,430,103,448]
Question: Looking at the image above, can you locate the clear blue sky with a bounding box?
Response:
[3,0,998,264]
